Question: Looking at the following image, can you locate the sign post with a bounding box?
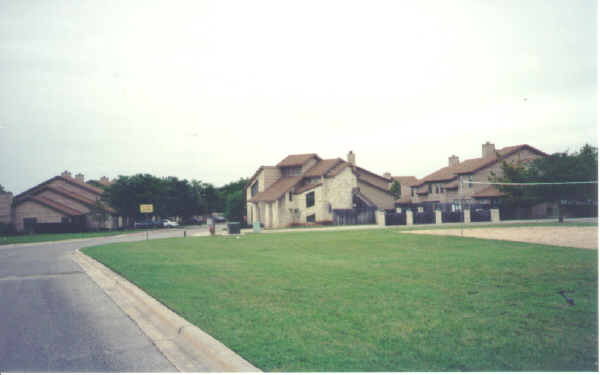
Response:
[140,204,154,240]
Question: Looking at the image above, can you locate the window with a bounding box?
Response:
[306,191,315,207]
[468,176,473,188]
[306,214,316,222]
[251,181,258,197]
[418,206,424,213]
[289,191,293,201]
[283,166,301,177]
[411,188,414,197]
[328,203,332,213]
[435,184,439,194]
[428,184,432,193]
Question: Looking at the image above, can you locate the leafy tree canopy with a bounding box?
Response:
[490,144,598,210]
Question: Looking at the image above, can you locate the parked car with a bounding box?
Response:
[212,215,227,223]
[183,217,205,225]
[134,219,160,229]
[161,219,179,228]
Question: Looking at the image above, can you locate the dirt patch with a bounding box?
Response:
[406,226,598,250]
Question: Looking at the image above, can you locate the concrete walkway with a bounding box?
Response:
[240,217,597,235]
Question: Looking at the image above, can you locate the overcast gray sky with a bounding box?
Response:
[0,0,596,194]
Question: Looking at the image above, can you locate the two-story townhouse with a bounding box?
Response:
[246,151,396,228]
[401,142,547,212]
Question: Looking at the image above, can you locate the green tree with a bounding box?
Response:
[0,184,5,193]
[491,144,598,221]
[89,200,109,231]
[102,174,166,222]
[218,178,248,221]
[389,180,401,198]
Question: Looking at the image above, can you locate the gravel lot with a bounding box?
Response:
[406,226,598,249]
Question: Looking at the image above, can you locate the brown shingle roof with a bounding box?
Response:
[248,176,303,203]
[392,176,419,186]
[276,154,319,167]
[294,182,323,194]
[443,180,459,189]
[47,186,116,213]
[15,174,104,200]
[325,161,349,177]
[29,196,87,216]
[304,158,343,177]
[472,185,504,198]
[415,144,547,185]
[354,166,391,190]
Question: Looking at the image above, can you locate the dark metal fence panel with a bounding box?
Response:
[385,212,406,226]
[413,211,435,224]
[442,211,463,223]
[33,222,87,234]
[333,208,375,225]
[470,209,491,222]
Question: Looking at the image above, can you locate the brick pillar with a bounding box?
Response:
[491,208,500,222]
[464,209,471,224]
[376,209,386,226]
[435,210,442,225]
[406,210,413,226]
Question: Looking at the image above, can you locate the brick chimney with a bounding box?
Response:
[347,151,356,166]
[482,141,496,158]
[61,170,72,178]
[75,173,84,183]
[448,155,460,167]
[383,172,391,179]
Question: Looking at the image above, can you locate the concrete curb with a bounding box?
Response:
[0,231,143,248]
[72,249,261,372]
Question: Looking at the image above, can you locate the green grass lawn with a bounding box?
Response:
[0,229,140,245]
[82,229,598,371]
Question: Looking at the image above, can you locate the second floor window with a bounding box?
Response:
[289,191,293,201]
[468,176,473,188]
[306,191,315,207]
[251,181,258,197]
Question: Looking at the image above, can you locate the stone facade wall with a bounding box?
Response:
[0,193,13,224]
[357,181,395,210]
[323,167,356,210]
[14,201,64,231]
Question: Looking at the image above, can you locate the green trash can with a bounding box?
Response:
[227,222,240,234]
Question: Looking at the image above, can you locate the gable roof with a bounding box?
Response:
[21,195,87,216]
[325,161,350,177]
[276,154,320,167]
[392,176,419,186]
[248,176,303,203]
[304,158,343,178]
[413,144,547,186]
[15,174,104,200]
[43,185,116,213]
[294,182,323,195]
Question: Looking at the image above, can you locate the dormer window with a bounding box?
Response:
[282,167,302,177]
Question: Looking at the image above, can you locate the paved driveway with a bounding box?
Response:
[0,226,215,372]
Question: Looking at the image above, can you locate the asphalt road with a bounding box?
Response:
[0,225,219,372]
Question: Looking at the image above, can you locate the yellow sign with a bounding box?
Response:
[140,204,154,213]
